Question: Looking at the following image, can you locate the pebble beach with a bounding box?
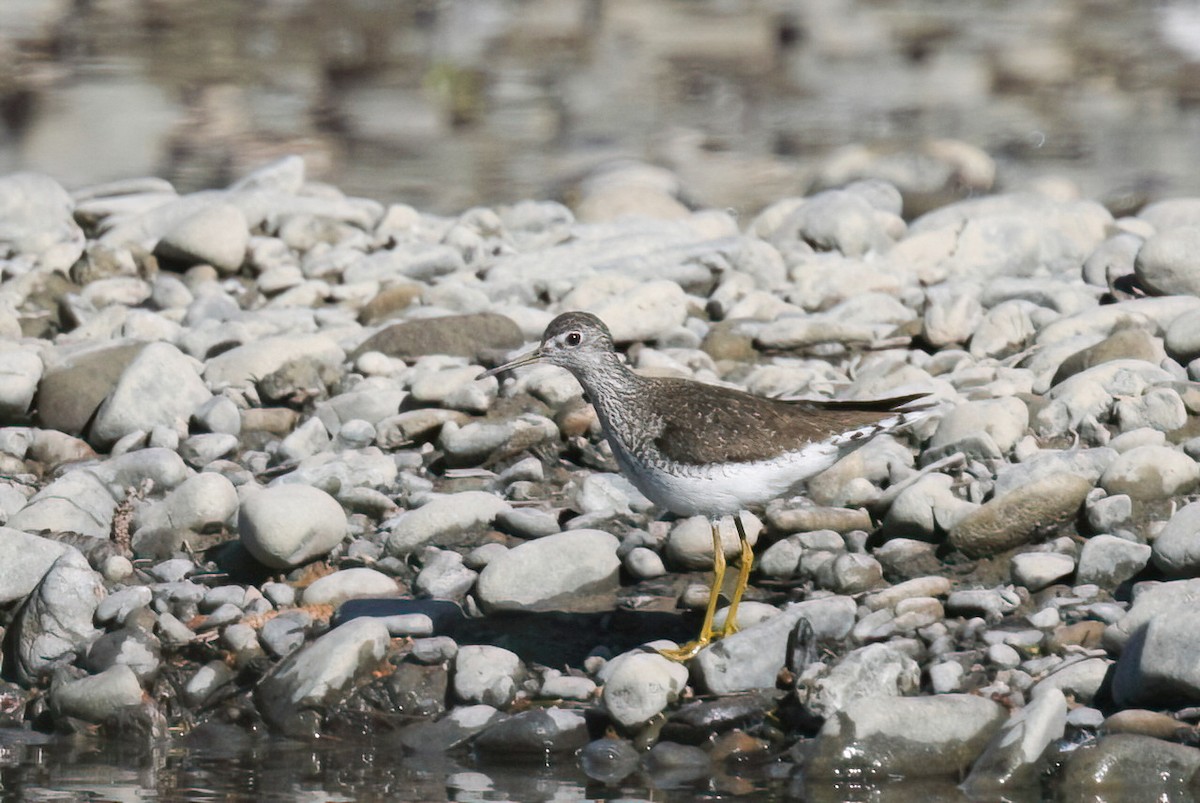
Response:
[3,151,1200,798]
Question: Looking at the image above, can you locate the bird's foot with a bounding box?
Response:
[718,619,739,638]
[657,637,711,662]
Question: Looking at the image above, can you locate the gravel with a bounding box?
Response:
[1,157,1199,794]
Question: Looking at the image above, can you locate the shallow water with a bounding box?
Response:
[0,729,793,802]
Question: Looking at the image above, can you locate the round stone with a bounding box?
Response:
[238,485,348,569]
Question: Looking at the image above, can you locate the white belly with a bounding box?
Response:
[610,439,842,518]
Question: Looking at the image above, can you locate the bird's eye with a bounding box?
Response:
[565,331,582,347]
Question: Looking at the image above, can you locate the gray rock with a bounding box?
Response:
[1086,492,1133,533]
[1061,733,1200,798]
[154,202,249,274]
[259,611,310,658]
[409,365,495,414]
[805,694,1007,780]
[929,397,1029,458]
[1030,656,1112,704]
[624,546,667,580]
[90,342,211,448]
[987,643,1022,669]
[475,708,589,756]
[962,687,1067,794]
[1153,502,1200,577]
[583,280,689,343]
[821,552,883,594]
[192,394,242,435]
[1111,608,1200,706]
[0,528,70,604]
[411,636,458,664]
[929,660,965,693]
[93,447,191,495]
[575,472,653,517]
[1011,552,1076,591]
[204,334,346,389]
[786,189,894,256]
[863,576,952,611]
[664,513,761,571]
[155,611,196,647]
[254,618,389,737]
[1115,387,1188,433]
[271,447,398,493]
[395,704,502,754]
[414,549,478,600]
[540,673,597,701]
[6,468,115,539]
[300,568,399,607]
[276,418,331,463]
[352,313,524,362]
[95,586,153,625]
[133,472,239,556]
[83,628,162,683]
[0,348,42,421]
[1165,308,1200,363]
[757,534,804,579]
[945,587,1021,621]
[475,530,620,613]
[600,651,689,728]
[800,643,920,719]
[881,472,975,540]
[0,172,83,269]
[1135,226,1200,296]
[969,299,1041,359]
[992,448,1115,497]
[13,549,105,683]
[179,433,239,467]
[1099,445,1200,500]
[923,285,984,348]
[580,737,641,783]
[238,485,347,569]
[1078,534,1151,587]
[49,665,143,724]
[453,645,523,707]
[385,491,511,555]
[950,473,1093,558]
[148,558,195,583]
[184,661,237,707]
[694,599,854,694]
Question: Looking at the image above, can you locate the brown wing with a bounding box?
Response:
[651,380,929,465]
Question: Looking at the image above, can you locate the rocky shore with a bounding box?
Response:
[2,154,1200,797]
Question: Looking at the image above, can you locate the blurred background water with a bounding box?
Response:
[3,0,1200,218]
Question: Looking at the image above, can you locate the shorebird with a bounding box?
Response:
[479,311,930,660]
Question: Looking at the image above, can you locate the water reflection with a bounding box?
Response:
[1,728,786,802]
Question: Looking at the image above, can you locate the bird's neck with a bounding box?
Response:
[569,352,647,425]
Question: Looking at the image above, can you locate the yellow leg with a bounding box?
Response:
[720,513,754,637]
[659,520,726,662]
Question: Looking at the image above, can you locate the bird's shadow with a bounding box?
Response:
[334,598,695,667]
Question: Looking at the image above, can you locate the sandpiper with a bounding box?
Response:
[479,311,931,660]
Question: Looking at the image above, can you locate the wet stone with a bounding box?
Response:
[385,661,448,718]
[580,738,640,784]
[452,645,523,707]
[254,618,389,737]
[804,694,1007,780]
[600,651,689,728]
[395,704,504,754]
[474,708,589,755]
